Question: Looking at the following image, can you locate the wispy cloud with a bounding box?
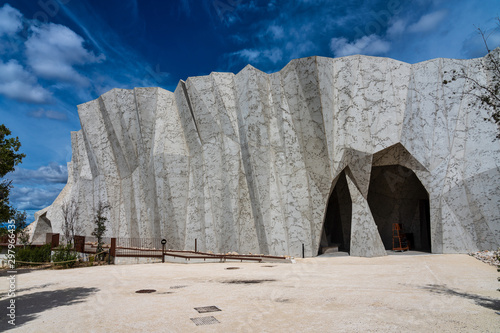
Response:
[180,0,191,16]
[222,3,324,71]
[267,25,285,40]
[25,23,105,86]
[408,10,448,33]
[387,19,407,37]
[128,0,139,19]
[55,0,106,55]
[230,47,283,65]
[28,108,68,120]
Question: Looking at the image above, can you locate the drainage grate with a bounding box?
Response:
[170,285,187,289]
[225,267,240,270]
[190,316,220,326]
[194,305,221,313]
[135,289,156,293]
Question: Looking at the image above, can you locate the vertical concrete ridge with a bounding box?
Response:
[181,80,201,141]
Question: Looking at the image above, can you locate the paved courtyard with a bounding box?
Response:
[0,253,499,332]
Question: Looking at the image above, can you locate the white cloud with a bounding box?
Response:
[408,10,447,33]
[8,163,68,212]
[25,23,105,86]
[330,34,391,57]
[11,163,68,185]
[10,185,65,211]
[387,19,407,37]
[231,47,283,65]
[0,59,51,103]
[28,108,68,120]
[0,4,22,36]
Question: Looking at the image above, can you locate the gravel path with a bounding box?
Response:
[0,253,499,332]
[469,250,500,266]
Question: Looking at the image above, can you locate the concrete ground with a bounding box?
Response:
[0,253,498,332]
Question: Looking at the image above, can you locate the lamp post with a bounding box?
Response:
[161,239,167,263]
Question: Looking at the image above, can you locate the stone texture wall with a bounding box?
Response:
[30,52,500,257]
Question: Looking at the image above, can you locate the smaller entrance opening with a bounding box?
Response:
[319,171,352,254]
[367,165,431,252]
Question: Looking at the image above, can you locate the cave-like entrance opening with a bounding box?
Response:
[367,165,431,252]
[319,170,352,255]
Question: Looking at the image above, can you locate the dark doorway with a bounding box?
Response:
[319,170,352,254]
[367,165,431,252]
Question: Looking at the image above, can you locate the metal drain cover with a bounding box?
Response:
[190,316,220,326]
[135,289,156,293]
[225,267,240,270]
[194,305,221,313]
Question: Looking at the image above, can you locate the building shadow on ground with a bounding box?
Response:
[421,284,500,311]
[0,287,99,331]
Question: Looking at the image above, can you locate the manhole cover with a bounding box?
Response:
[135,289,156,293]
[262,265,276,268]
[190,316,220,326]
[170,285,187,289]
[194,305,221,313]
[225,267,240,270]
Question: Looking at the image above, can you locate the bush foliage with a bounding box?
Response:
[52,244,78,268]
[15,244,51,266]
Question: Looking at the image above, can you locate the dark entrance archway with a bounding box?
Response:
[367,165,431,252]
[319,170,352,254]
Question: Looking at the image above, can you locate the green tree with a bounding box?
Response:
[0,124,25,223]
[91,201,109,259]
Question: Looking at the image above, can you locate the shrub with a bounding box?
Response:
[15,244,51,266]
[92,202,109,260]
[52,244,78,268]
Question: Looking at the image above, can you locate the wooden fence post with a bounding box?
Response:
[46,233,60,248]
[45,233,52,246]
[74,235,85,252]
[110,238,116,257]
[52,233,59,248]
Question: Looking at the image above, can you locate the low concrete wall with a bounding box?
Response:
[114,257,163,265]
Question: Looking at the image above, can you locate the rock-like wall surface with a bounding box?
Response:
[31,52,500,257]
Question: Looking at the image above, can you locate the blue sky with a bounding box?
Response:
[0,0,499,222]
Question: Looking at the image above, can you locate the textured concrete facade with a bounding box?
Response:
[30,52,500,257]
